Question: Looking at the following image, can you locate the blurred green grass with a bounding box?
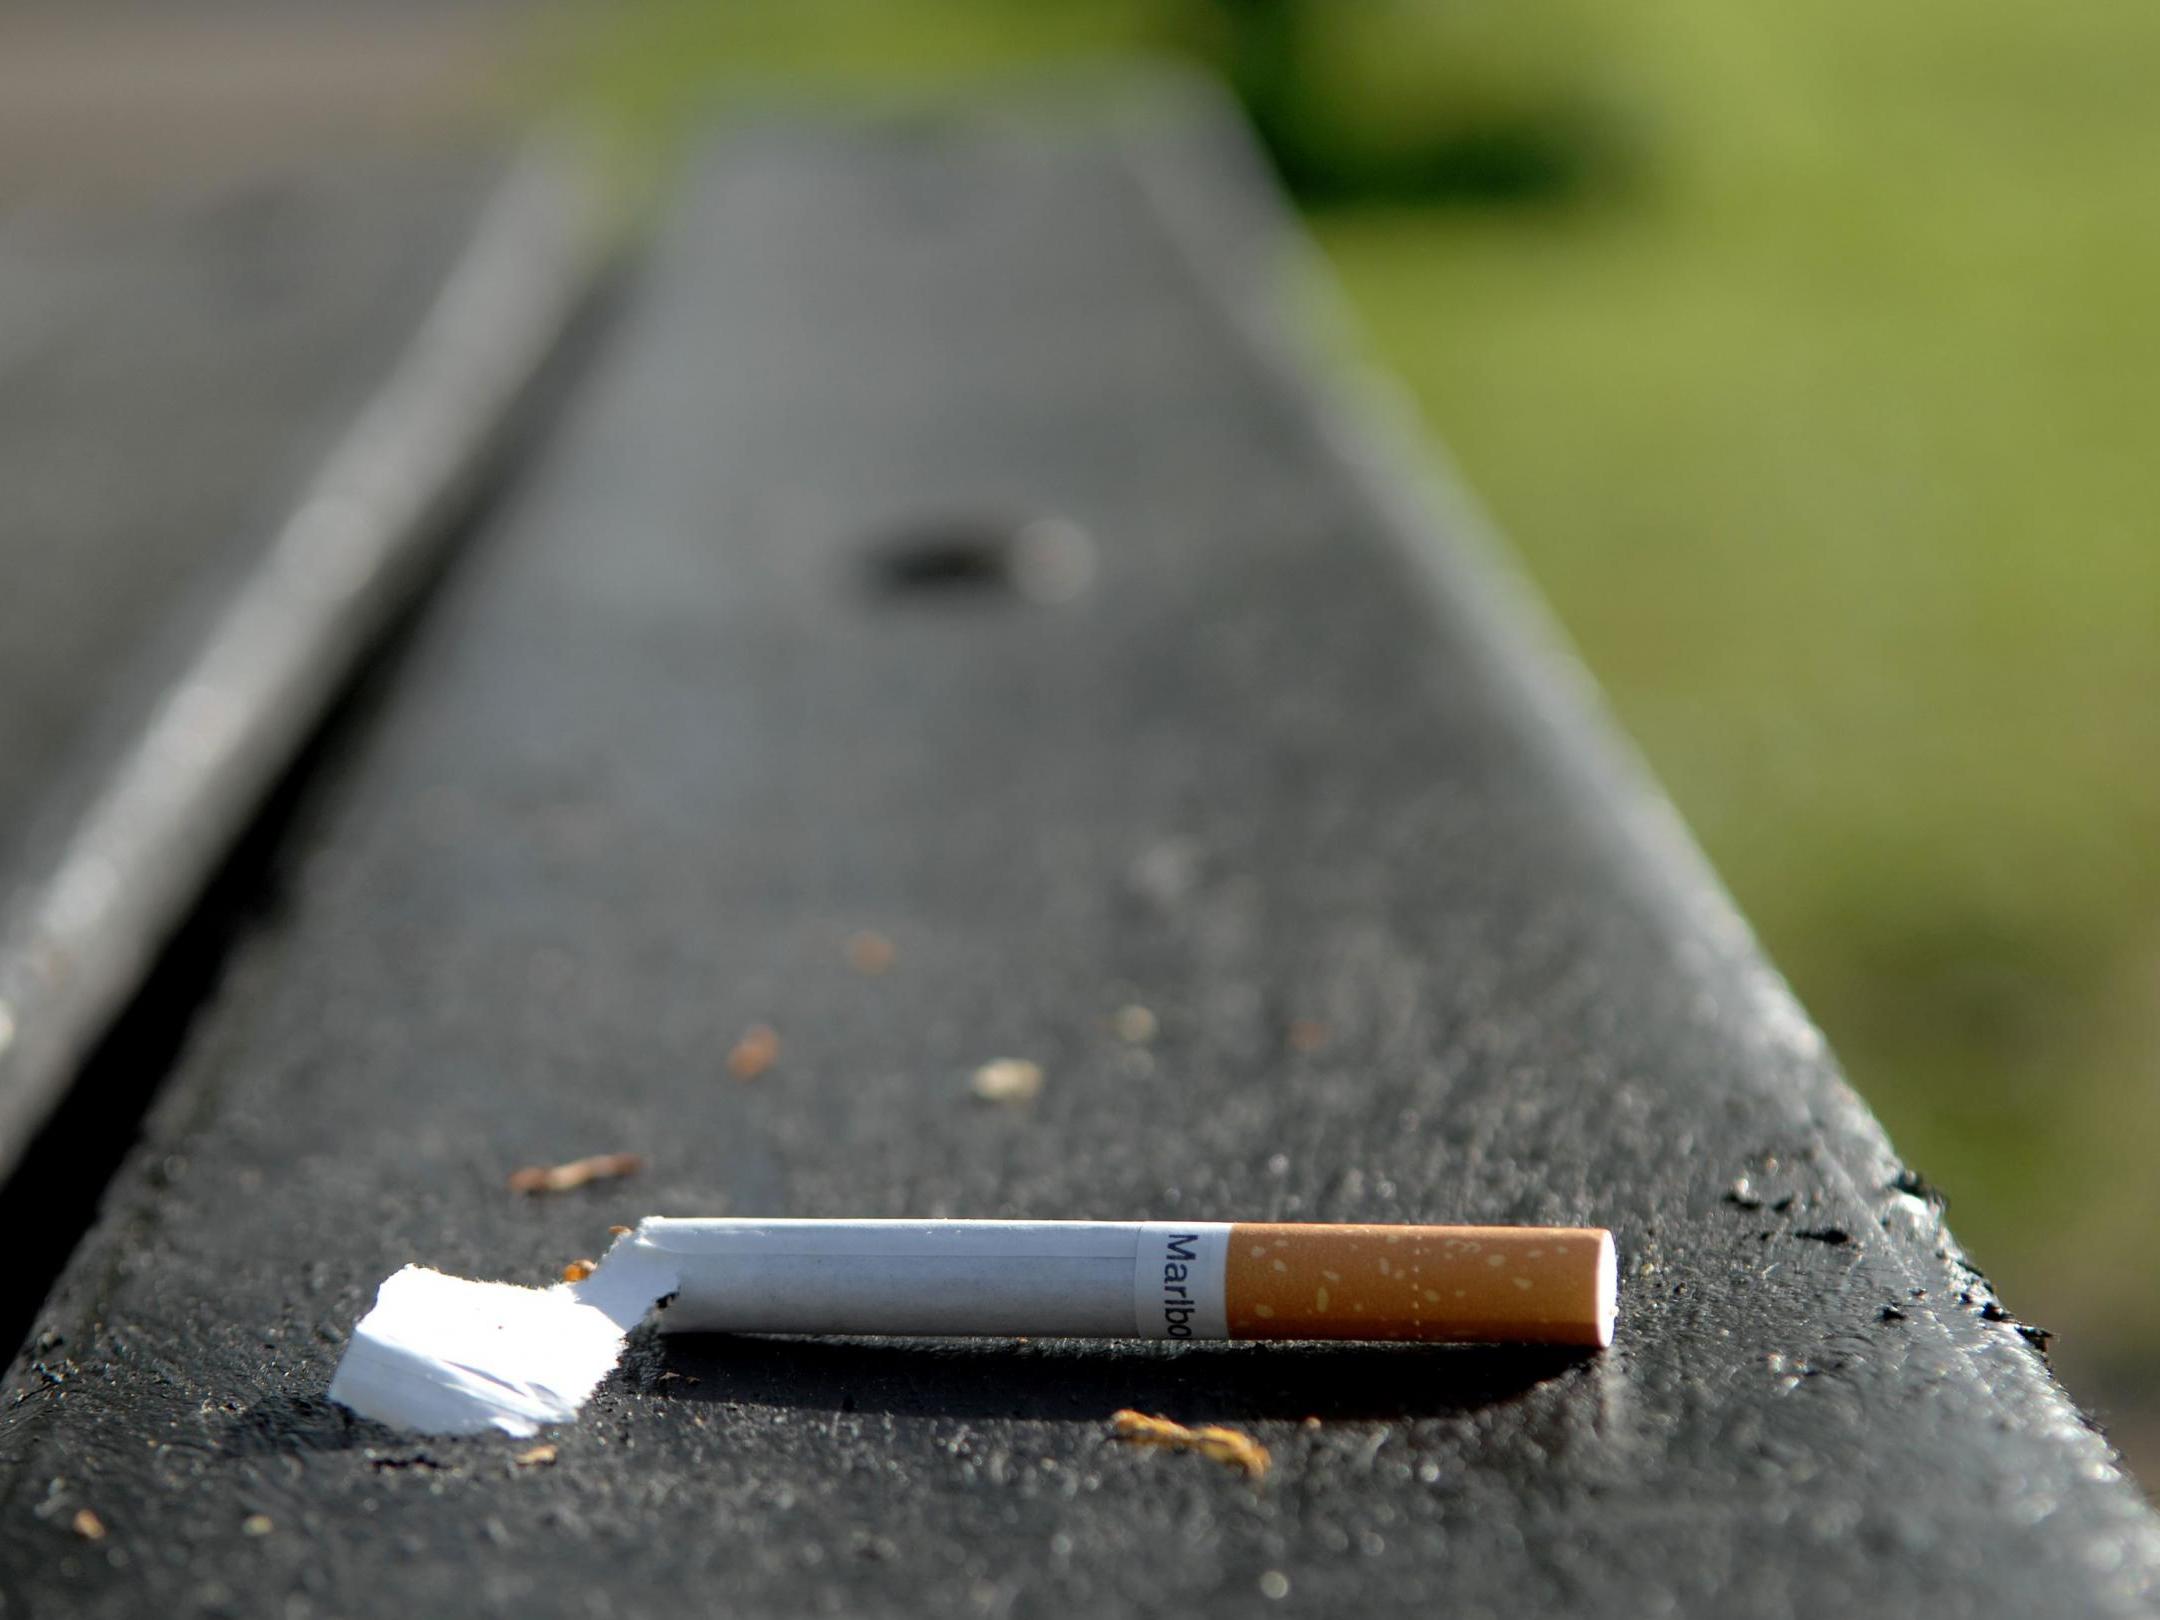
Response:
[543,0,2160,1435]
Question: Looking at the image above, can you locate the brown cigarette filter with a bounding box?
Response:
[1224,1223,1615,1347]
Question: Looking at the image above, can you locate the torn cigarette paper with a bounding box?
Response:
[325,1264,656,1438]
[328,1229,698,1437]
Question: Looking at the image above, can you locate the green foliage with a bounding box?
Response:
[1207,0,1636,202]
[546,0,1636,205]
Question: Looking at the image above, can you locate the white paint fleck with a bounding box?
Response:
[969,1058,1043,1102]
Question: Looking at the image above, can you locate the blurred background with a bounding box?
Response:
[6,0,2153,1479]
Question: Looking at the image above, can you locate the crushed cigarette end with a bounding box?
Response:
[1111,1005,1158,1045]
[71,1508,106,1541]
[561,1259,597,1283]
[507,1153,644,1195]
[727,1023,781,1081]
[970,1058,1044,1103]
[846,931,896,975]
[514,1443,558,1468]
[1110,1410,1270,1478]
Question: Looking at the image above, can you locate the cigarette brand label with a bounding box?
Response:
[1132,1223,1229,1339]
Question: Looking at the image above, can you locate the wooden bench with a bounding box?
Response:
[3,81,2155,1618]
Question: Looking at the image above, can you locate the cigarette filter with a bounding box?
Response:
[329,1218,1616,1437]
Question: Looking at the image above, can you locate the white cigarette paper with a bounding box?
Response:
[328,1218,1616,1437]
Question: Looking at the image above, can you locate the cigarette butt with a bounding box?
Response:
[587,1220,1615,1346]
[331,1219,1616,1438]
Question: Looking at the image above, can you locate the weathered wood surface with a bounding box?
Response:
[3,91,2156,1618]
[0,156,491,894]
[0,153,498,1182]
[0,143,617,1194]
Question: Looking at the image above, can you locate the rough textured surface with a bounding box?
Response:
[4,96,2157,1617]
[0,154,494,905]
